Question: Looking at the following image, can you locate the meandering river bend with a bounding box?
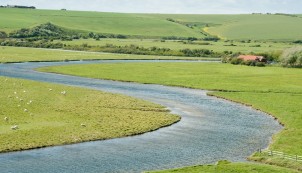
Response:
[0,60,282,173]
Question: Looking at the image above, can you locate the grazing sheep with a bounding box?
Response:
[49,89,53,91]
[23,90,26,93]
[20,99,23,102]
[27,100,33,105]
[11,125,19,130]
[4,117,8,121]
[61,91,67,95]
[24,109,28,112]
[81,123,86,127]
[14,92,17,95]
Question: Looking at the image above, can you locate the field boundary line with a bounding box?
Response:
[259,149,302,162]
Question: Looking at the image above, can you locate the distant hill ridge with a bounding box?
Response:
[0,5,36,9]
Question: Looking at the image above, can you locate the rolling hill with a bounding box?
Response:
[1,8,302,40]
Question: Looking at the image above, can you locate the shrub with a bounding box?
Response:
[116,34,127,39]
[293,40,302,44]
[257,51,282,62]
[203,36,220,42]
[0,31,7,38]
[256,62,266,67]
[280,46,302,67]
[230,58,243,65]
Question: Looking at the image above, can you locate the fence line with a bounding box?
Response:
[259,149,302,162]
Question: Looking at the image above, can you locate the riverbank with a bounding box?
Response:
[147,161,300,173]
[0,76,180,153]
[38,62,302,171]
[0,46,219,63]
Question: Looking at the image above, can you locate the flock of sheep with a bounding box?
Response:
[3,79,68,131]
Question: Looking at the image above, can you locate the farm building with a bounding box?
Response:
[238,55,266,62]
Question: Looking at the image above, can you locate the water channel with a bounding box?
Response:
[0,60,282,173]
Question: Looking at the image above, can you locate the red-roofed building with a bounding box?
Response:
[238,55,266,62]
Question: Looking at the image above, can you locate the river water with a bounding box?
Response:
[0,60,282,173]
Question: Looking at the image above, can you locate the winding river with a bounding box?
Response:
[0,60,282,173]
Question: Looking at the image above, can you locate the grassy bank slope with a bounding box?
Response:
[0,76,179,152]
[39,62,302,170]
[148,161,300,173]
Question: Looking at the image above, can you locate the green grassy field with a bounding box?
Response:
[0,76,179,152]
[0,8,203,38]
[39,63,302,93]
[0,46,216,63]
[148,161,300,173]
[1,8,302,40]
[57,38,292,54]
[205,14,302,41]
[153,13,302,41]
[39,62,302,170]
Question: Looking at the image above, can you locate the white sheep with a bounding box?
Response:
[49,88,53,91]
[81,123,86,127]
[27,100,33,105]
[11,125,19,130]
[24,109,28,112]
[14,91,17,95]
[61,91,67,95]
[4,117,8,121]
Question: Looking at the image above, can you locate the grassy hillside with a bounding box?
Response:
[1,8,302,40]
[0,8,203,38]
[39,62,302,170]
[153,14,302,40]
[0,76,179,152]
[205,14,302,41]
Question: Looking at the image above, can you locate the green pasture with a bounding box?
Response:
[1,8,302,40]
[205,14,302,41]
[39,62,302,170]
[57,38,292,53]
[0,46,214,63]
[148,161,300,173]
[0,76,179,152]
[39,63,302,93]
[0,8,203,38]
[154,13,302,40]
